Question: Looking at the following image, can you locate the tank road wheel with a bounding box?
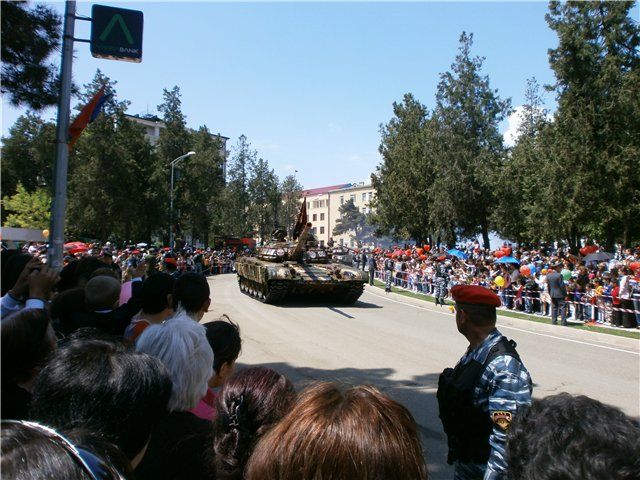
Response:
[340,283,365,304]
[238,277,246,293]
[263,281,289,304]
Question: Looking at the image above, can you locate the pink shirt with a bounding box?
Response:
[189,388,218,421]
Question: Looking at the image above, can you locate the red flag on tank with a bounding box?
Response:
[292,197,308,240]
[68,86,108,148]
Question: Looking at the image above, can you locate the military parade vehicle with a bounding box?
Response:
[235,223,368,304]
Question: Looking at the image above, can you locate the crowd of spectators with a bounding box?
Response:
[364,241,640,329]
[1,238,639,479]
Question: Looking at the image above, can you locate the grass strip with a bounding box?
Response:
[371,280,639,340]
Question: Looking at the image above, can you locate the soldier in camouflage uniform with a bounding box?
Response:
[434,255,449,306]
[437,285,532,480]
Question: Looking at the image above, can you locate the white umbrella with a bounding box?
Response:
[136,242,148,247]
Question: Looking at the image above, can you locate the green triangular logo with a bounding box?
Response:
[99,14,134,44]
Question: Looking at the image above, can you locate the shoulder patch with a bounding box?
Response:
[492,411,513,431]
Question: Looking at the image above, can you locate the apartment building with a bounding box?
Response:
[301,182,376,248]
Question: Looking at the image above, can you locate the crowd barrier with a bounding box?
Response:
[371,269,640,321]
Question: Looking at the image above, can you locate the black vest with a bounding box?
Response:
[437,337,520,465]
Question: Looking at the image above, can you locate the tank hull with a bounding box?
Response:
[236,257,367,304]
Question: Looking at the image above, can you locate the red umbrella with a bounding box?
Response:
[162,247,171,252]
[69,246,88,254]
[64,241,87,250]
[132,250,140,254]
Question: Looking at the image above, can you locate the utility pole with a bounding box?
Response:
[48,1,76,270]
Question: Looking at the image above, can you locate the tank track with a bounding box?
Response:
[238,276,289,304]
[340,282,365,304]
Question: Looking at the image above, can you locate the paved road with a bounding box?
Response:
[204,273,640,480]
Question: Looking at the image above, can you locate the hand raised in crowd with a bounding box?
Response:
[27,265,60,301]
[8,257,43,299]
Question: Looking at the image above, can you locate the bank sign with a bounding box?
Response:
[91,5,143,62]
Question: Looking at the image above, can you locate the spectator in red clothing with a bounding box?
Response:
[611,283,622,327]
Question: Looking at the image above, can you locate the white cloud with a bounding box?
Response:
[503,105,525,148]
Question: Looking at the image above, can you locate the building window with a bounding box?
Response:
[368,192,372,200]
[340,196,344,205]
[307,202,311,209]
[339,238,344,246]
[350,194,356,203]
[320,240,325,247]
[362,193,366,202]
[320,226,325,234]
[311,227,317,234]
[320,213,325,221]
[313,214,317,221]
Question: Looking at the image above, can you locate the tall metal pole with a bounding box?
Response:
[48,1,76,270]
[169,164,175,250]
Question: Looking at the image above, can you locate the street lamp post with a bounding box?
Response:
[169,151,195,249]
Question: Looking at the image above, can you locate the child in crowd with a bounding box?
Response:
[190,316,242,421]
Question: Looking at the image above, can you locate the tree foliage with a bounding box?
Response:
[429,32,511,248]
[2,183,51,229]
[221,135,255,237]
[278,175,303,239]
[544,0,640,249]
[333,198,368,241]
[1,1,61,110]
[372,94,432,242]
[0,112,56,202]
[67,71,160,241]
[248,158,280,243]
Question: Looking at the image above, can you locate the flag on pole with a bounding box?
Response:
[68,86,108,148]
[292,196,308,240]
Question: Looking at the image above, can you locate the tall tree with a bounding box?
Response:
[67,71,159,241]
[492,78,550,243]
[157,86,194,243]
[222,135,254,236]
[372,93,432,243]
[248,157,280,244]
[278,174,303,239]
[1,1,61,110]
[546,1,640,249]
[429,32,511,248]
[333,198,367,241]
[182,126,226,246]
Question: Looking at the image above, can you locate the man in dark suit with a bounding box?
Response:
[546,261,567,326]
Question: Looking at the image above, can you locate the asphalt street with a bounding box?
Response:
[203,273,640,480]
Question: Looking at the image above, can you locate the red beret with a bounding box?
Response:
[451,285,501,307]
[164,258,177,266]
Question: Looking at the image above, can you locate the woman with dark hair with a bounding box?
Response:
[245,382,428,480]
[213,367,296,480]
[1,309,57,419]
[1,420,132,480]
[191,316,242,421]
[29,335,172,470]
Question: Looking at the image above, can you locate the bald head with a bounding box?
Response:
[85,275,121,311]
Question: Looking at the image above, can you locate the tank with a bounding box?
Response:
[236,224,368,304]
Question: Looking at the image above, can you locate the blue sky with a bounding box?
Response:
[5,1,629,189]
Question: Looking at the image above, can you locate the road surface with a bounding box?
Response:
[204,273,639,480]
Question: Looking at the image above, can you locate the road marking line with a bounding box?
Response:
[363,289,639,356]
